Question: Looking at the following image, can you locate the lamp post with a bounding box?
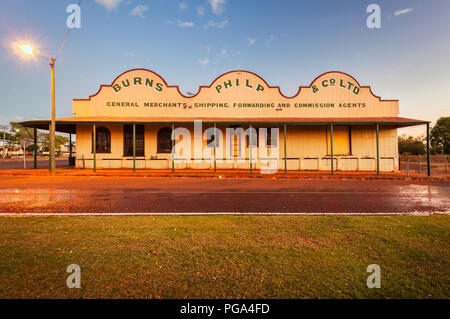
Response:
[20,45,56,174]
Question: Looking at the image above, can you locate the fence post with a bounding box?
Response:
[407,156,409,176]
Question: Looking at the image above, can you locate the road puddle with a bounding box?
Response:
[0,189,74,202]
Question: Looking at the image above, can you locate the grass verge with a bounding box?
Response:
[0,215,448,298]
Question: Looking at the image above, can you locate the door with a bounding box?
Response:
[229,125,242,158]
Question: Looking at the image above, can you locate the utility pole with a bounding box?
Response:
[49,58,56,173]
[19,47,57,173]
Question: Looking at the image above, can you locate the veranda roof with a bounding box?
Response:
[20,116,429,134]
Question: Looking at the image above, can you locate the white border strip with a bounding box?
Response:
[1,211,449,217]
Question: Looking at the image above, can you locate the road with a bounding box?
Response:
[0,159,68,170]
[0,176,448,214]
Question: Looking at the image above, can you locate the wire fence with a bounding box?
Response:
[399,155,449,175]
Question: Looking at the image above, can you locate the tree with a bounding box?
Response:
[0,131,14,142]
[398,134,426,155]
[430,117,450,154]
[10,122,36,143]
[9,122,69,155]
[39,132,69,155]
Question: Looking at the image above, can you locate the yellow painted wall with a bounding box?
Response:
[76,123,399,171]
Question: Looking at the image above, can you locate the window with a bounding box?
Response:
[157,127,172,153]
[123,125,145,156]
[327,126,351,155]
[265,128,278,147]
[92,126,111,153]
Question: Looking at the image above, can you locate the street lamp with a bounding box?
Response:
[15,128,32,169]
[20,45,56,173]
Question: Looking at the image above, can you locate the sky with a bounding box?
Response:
[0,0,449,136]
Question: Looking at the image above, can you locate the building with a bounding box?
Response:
[61,142,76,158]
[0,140,23,158]
[0,139,9,158]
[20,69,430,173]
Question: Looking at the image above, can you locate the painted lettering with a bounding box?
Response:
[145,78,153,87]
[134,77,142,85]
[113,84,121,92]
[224,80,232,89]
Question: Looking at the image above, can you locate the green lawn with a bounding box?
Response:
[0,216,448,298]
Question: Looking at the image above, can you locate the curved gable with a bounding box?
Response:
[73,69,399,118]
[306,71,396,102]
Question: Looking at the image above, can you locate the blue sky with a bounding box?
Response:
[0,0,449,136]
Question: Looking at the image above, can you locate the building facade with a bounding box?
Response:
[21,69,428,173]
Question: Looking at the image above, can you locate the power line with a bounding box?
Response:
[55,0,82,60]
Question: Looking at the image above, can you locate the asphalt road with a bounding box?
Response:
[0,176,448,214]
[0,159,69,170]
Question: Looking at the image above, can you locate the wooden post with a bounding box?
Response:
[93,124,96,172]
[284,123,287,174]
[330,124,334,175]
[49,58,56,174]
[69,133,73,158]
[133,123,136,173]
[426,122,431,176]
[68,132,73,167]
[249,123,252,172]
[171,123,175,173]
[376,123,380,175]
[214,122,217,174]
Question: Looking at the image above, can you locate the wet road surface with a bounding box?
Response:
[0,159,68,170]
[0,176,448,214]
